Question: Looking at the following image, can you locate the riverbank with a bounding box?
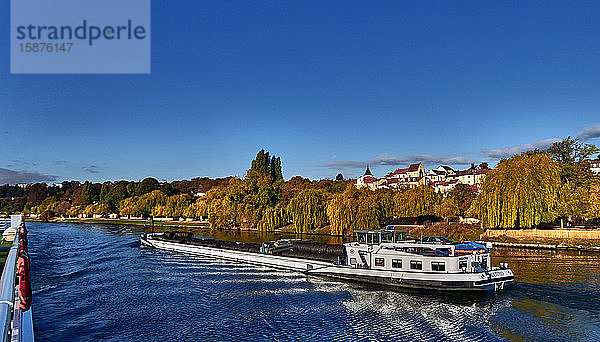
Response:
[412,222,600,251]
[25,217,338,236]
[25,218,600,251]
[27,217,211,229]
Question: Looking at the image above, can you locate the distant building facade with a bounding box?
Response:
[352,162,492,193]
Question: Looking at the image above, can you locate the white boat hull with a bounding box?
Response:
[141,235,514,292]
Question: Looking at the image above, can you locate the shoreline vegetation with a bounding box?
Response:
[2,138,600,247]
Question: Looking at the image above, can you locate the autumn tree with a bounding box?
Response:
[287,189,328,233]
[166,194,192,218]
[471,152,560,228]
[556,184,589,220]
[26,183,48,206]
[327,186,380,236]
[589,184,600,218]
[184,200,208,219]
[394,185,441,217]
[137,190,167,217]
[438,184,477,218]
[119,197,139,217]
[257,205,287,231]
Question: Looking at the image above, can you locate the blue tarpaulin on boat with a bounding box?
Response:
[454,241,489,252]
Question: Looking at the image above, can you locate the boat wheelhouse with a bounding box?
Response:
[346,230,493,274]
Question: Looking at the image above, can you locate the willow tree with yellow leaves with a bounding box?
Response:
[471,152,561,228]
[589,184,600,219]
[326,186,380,236]
[287,189,328,233]
[394,185,441,217]
[257,205,288,231]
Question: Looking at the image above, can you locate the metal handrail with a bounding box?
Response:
[0,230,19,341]
[0,215,34,342]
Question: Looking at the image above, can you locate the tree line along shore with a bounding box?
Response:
[2,138,600,241]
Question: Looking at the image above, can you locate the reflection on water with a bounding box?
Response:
[80,223,349,244]
[28,223,600,341]
[493,248,600,290]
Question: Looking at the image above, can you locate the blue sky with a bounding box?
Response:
[2,1,600,184]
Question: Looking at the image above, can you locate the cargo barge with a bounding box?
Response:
[141,230,514,292]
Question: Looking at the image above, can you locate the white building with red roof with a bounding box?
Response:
[356,165,381,190]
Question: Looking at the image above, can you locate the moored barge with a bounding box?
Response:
[141,230,514,292]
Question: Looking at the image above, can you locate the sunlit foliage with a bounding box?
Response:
[471,152,560,228]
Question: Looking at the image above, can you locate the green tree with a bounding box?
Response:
[99,183,110,204]
[556,184,589,220]
[135,178,160,197]
[104,182,129,212]
[247,149,283,181]
[546,137,599,188]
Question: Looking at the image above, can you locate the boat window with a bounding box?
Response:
[459,259,467,269]
[367,234,373,244]
[392,259,402,268]
[432,262,445,271]
[357,233,367,244]
[394,231,406,242]
[410,260,422,270]
[374,258,385,267]
[350,258,357,265]
[381,232,393,243]
[373,233,380,244]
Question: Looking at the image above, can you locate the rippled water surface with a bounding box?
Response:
[29,223,600,341]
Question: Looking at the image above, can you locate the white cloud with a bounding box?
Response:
[576,124,600,141]
[313,154,476,170]
[481,138,561,159]
[0,168,58,185]
[369,154,476,166]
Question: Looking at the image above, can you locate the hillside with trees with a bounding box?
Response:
[1,140,599,235]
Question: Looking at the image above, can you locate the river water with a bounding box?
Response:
[28,222,600,341]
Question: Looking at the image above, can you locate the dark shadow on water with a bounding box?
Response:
[306,274,503,306]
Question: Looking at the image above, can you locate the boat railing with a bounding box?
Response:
[0,215,34,342]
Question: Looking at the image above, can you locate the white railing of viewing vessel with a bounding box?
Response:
[0,215,34,342]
